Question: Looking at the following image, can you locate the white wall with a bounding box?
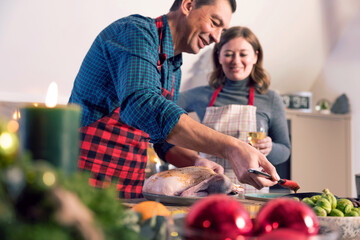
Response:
[0,0,165,103]
[3,0,358,102]
[1,0,360,195]
[311,5,360,197]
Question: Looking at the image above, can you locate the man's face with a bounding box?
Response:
[181,0,232,54]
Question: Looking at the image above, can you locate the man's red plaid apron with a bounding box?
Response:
[78,16,174,199]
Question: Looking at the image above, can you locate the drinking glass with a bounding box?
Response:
[247,119,266,149]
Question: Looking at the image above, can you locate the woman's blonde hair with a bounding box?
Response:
[209,26,270,94]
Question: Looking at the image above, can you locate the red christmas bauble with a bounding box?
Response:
[254,198,319,236]
[185,194,253,239]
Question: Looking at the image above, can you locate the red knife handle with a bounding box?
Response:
[279,179,300,192]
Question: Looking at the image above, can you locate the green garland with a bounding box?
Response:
[0,118,168,240]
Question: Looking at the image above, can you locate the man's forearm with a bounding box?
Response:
[166,114,237,160]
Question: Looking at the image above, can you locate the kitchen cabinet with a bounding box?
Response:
[286,110,351,197]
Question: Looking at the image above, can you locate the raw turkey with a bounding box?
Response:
[142,166,243,197]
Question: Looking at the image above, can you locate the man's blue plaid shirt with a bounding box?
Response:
[69,14,186,143]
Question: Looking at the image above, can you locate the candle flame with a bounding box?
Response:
[45,82,58,108]
[12,110,20,120]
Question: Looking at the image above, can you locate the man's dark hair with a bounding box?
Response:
[170,0,236,13]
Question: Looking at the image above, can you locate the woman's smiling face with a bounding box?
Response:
[219,36,258,81]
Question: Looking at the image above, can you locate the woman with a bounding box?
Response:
[177,26,291,193]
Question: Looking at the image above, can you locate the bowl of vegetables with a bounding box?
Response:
[293,189,360,240]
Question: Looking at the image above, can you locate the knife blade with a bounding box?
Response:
[248,168,300,192]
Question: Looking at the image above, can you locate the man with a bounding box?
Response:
[69,0,280,198]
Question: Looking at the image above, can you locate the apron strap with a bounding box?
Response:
[209,86,222,107]
[155,15,175,98]
[155,16,167,69]
[248,86,255,106]
[209,85,255,107]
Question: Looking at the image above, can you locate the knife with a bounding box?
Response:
[248,168,300,192]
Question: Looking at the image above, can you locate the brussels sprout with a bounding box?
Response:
[352,207,360,215]
[316,198,332,214]
[322,188,331,194]
[322,192,337,209]
[329,209,344,217]
[337,199,353,214]
[313,206,327,216]
[302,197,315,207]
[310,195,322,204]
[337,198,353,205]
[345,210,359,217]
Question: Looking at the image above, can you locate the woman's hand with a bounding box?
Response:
[254,136,273,156]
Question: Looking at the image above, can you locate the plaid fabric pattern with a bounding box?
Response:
[202,104,257,140]
[74,15,179,199]
[69,14,185,143]
[79,108,149,199]
[200,87,269,194]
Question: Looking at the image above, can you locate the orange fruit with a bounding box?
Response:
[132,201,171,221]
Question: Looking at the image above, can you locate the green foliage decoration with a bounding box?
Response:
[0,117,145,240]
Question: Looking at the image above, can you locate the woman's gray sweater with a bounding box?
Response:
[176,78,291,165]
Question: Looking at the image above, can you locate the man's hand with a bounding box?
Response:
[194,157,224,174]
[163,145,223,174]
[225,137,279,189]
